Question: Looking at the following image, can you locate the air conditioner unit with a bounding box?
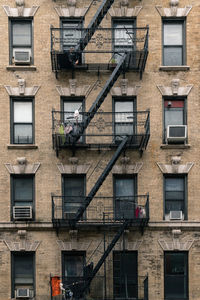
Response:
[13,49,31,65]
[169,210,183,220]
[16,288,30,298]
[13,206,32,220]
[166,125,187,143]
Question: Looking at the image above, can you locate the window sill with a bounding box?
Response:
[160,144,190,149]
[7,144,38,149]
[159,65,190,71]
[6,65,37,71]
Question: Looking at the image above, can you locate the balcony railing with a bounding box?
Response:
[52,110,150,154]
[50,26,149,75]
[52,195,149,227]
[51,274,148,300]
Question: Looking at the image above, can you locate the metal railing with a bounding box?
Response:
[52,195,149,224]
[52,110,150,151]
[50,26,149,73]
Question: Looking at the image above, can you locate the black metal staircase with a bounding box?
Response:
[75,0,115,53]
[71,136,128,226]
[79,220,130,297]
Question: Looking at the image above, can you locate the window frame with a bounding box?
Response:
[11,251,35,298]
[10,97,35,145]
[162,97,187,143]
[164,251,188,300]
[163,175,187,220]
[113,250,138,299]
[112,97,137,142]
[9,18,34,65]
[62,174,86,219]
[11,175,35,220]
[162,18,186,66]
[60,17,84,63]
[113,175,137,220]
[112,18,136,63]
[62,251,86,282]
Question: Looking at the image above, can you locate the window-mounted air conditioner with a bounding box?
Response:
[166,125,187,143]
[16,288,30,298]
[13,49,31,65]
[13,206,32,220]
[169,210,183,220]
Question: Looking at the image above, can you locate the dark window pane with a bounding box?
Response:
[113,252,137,298]
[63,177,84,215]
[12,23,31,46]
[115,178,135,219]
[166,178,184,192]
[14,124,33,144]
[14,254,34,284]
[14,177,33,204]
[165,253,188,299]
[163,47,182,66]
[165,201,183,214]
[64,254,84,277]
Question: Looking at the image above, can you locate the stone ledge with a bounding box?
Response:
[159,65,190,71]
[160,144,191,149]
[149,221,200,230]
[6,65,37,71]
[7,144,38,150]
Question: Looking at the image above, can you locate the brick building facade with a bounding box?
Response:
[0,0,199,299]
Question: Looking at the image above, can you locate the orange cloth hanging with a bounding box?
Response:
[51,276,61,297]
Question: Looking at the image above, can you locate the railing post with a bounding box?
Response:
[51,194,54,221]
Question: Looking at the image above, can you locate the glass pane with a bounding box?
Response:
[12,23,31,46]
[14,102,32,123]
[114,24,133,46]
[64,255,84,277]
[166,178,184,192]
[62,22,81,48]
[115,179,134,197]
[165,201,183,214]
[115,124,133,136]
[115,101,134,122]
[163,47,182,66]
[14,124,33,144]
[113,252,137,298]
[115,179,135,219]
[164,24,182,45]
[14,177,33,202]
[165,109,184,128]
[165,253,187,298]
[165,276,187,298]
[14,254,33,284]
[64,101,82,122]
[64,177,84,197]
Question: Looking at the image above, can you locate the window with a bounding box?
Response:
[62,252,85,291]
[62,176,85,219]
[61,98,84,144]
[61,19,83,64]
[113,251,138,299]
[163,20,185,66]
[164,252,188,300]
[11,98,34,144]
[11,176,34,220]
[164,176,187,220]
[113,19,135,63]
[10,19,33,65]
[11,252,35,298]
[114,176,136,219]
[164,99,186,143]
[114,99,136,142]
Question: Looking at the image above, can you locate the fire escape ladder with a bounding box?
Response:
[75,0,115,53]
[72,52,127,145]
[81,220,130,295]
[71,136,128,225]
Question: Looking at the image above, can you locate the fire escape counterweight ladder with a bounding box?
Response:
[72,136,128,224]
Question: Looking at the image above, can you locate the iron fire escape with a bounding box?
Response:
[51,0,149,298]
